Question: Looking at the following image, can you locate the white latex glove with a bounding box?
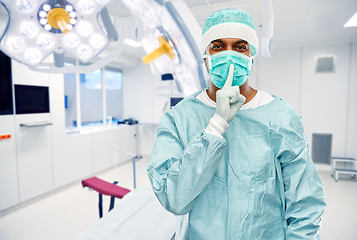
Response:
[205,64,246,137]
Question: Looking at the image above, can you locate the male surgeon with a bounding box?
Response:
[147,8,326,240]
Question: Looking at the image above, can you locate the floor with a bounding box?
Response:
[0,159,356,240]
[0,157,152,240]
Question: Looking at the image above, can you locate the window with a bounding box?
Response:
[64,72,77,129]
[80,69,103,127]
[64,63,123,132]
[105,67,123,124]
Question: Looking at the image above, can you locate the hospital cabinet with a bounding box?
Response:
[0,122,138,212]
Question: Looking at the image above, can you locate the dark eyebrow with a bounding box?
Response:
[210,39,248,44]
[211,39,223,43]
[234,40,248,44]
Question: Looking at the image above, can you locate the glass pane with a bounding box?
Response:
[105,67,123,125]
[64,72,77,130]
[80,69,103,127]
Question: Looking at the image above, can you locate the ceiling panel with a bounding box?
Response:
[305,0,357,21]
[273,21,304,48]
[183,0,208,8]
[271,0,312,23]
[302,16,355,46]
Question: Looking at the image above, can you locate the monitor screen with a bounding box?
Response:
[0,51,13,115]
[170,97,183,108]
[15,85,50,114]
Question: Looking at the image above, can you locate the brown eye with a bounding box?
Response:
[234,44,249,52]
[211,44,225,51]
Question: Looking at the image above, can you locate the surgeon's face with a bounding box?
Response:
[208,38,251,57]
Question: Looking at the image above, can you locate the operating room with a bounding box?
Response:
[0,0,356,239]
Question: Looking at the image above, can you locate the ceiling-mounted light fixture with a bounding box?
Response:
[0,0,113,68]
[344,12,357,28]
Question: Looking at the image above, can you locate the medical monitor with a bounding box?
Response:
[170,97,183,108]
[161,73,174,81]
[0,51,13,115]
[15,85,50,114]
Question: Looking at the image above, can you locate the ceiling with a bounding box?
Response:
[109,0,357,50]
[0,0,356,60]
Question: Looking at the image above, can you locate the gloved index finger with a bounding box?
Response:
[222,64,234,89]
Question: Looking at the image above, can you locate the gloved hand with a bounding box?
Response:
[205,64,246,137]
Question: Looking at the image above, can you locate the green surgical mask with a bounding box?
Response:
[205,50,253,89]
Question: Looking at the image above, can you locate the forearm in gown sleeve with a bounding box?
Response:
[278,117,326,240]
[147,115,226,215]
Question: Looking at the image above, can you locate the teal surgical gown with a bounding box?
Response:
[147,89,326,240]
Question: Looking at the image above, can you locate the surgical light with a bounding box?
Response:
[77,21,94,37]
[16,0,37,12]
[0,0,112,68]
[43,4,50,11]
[70,11,77,18]
[20,21,39,38]
[39,11,47,17]
[63,33,80,48]
[39,19,47,25]
[66,5,73,12]
[44,24,52,31]
[70,18,77,25]
[24,48,42,64]
[78,0,95,14]
[122,0,206,96]
[6,37,26,53]
[37,33,55,49]
[344,12,357,28]
[77,44,93,59]
[90,33,106,48]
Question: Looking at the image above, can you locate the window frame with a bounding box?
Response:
[64,61,123,134]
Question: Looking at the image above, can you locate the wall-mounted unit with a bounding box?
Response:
[312,133,333,164]
[315,55,336,73]
[15,85,50,114]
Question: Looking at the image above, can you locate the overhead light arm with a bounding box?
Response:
[100,7,118,41]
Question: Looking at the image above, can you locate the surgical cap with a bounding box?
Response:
[200,8,257,56]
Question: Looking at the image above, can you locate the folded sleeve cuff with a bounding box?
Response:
[205,114,229,138]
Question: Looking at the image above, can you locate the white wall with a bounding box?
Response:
[300,43,351,157]
[257,42,357,159]
[123,62,170,124]
[257,46,302,111]
[123,62,155,123]
[123,62,171,156]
